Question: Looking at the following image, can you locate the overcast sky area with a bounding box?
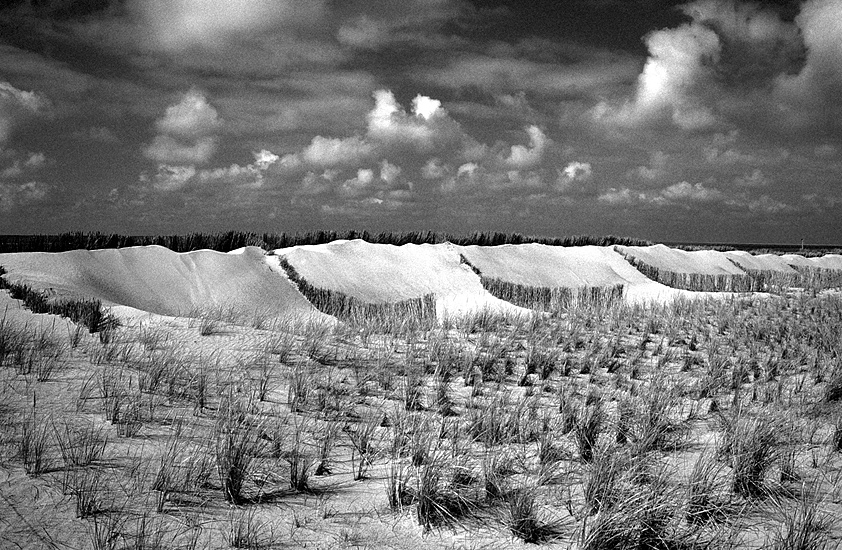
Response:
[0,0,840,243]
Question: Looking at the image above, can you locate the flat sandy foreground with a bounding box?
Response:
[1,241,841,549]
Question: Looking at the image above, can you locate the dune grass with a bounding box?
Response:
[3,264,842,548]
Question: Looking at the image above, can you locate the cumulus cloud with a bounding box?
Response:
[591,0,842,134]
[505,126,550,169]
[592,22,720,130]
[155,89,221,138]
[281,135,373,169]
[556,161,593,192]
[144,89,221,165]
[776,0,842,110]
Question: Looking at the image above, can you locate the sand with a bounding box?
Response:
[458,243,726,304]
[5,242,842,325]
[724,250,800,274]
[0,245,324,324]
[268,240,528,317]
[615,244,747,276]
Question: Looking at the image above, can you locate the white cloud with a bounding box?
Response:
[143,148,279,191]
[556,161,593,191]
[380,160,402,184]
[282,135,373,169]
[341,168,376,196]
[592,23,720,130]
[505,126,550,169]
[253,149,280,170]
[598,187,639,205]
[144,89,221,165]
[155,89,221,138]
[411,94,442,120]
[660,181,722,202]
[147,164,197,191]
[776,0,842,110]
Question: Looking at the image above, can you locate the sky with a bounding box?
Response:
[0,0,840,243]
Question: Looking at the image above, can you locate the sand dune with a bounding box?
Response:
[269,240,527,317]
[0,245,322,322]
[724,250,800,274]
[457,243,726,304]
[4,241,842,325]
[615,244,746,276]
[782,253,842,271]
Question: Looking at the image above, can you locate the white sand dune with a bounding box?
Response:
[782,253,842,271]
[615,244,747,276]
[269,240,529,317]
[457,243,724,304]
[458,244,652,288]
[5,241,842,326]
[0,245,324,323]
[724,250,800,274]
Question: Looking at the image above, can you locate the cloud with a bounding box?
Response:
[144,164,197,192]
[141,149,279,192]
[281,135,374,169]
[0,81,50,143]
[0,180,49,212]
[0,151,47,179]
[144,135,218,165]
[591,22,721,130]
[130,0,326,52]
[660,181,723,202]
[772,0,842,129]
[505,126,550,169]
[734,168,769,188]
[589,0,842,134]
[599,177,792,214]
[556,161,593,191]
[628,151,669,182]
[144,89,221,165]
[155,89,221,138]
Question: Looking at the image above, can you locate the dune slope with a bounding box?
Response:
[0,245,320,321]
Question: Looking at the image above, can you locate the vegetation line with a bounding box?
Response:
[0,231,652,254]
[276,256,437,325]
[0,266,109,333]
